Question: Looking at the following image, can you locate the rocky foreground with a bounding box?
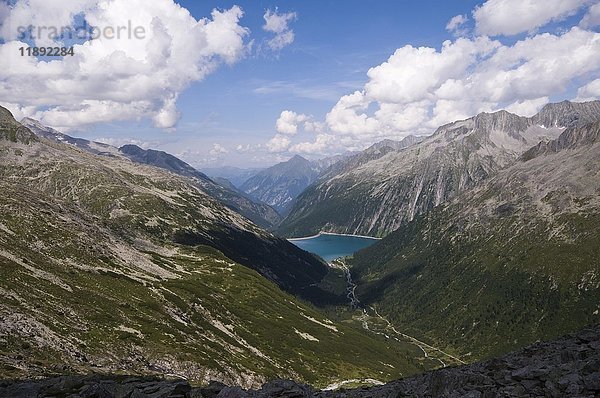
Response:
[1,324,599,398]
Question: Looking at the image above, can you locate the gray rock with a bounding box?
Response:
[0,324,599,398]
[583,372,600,390]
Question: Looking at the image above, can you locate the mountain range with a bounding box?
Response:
[349,117,600,360]
[3,99,600,393]
[202,166,264,189]
[1,107,442,387]
[240,155,344,216]
[20,119,281,230]
[278,101,600,237]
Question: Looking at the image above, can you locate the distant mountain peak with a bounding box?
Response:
[532,99,600,128]
[288,154,310,164]
[241,154,346,215]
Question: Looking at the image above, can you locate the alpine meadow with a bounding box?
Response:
[1,1,599,397]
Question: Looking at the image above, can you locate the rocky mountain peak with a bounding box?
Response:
[20,117,48,131]
[288,154,310,165]
[368,135,424,152]
[240,154,333,215]
[532,99,600,128]
[522,120,600,161]
[473,109,530,136]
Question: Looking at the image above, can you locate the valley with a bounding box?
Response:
[2,1,600,396]
[328,259,465,369]
[0,107,439,389]
[288,232,380,262]
[1,100,599,394]
[278,101,600,238]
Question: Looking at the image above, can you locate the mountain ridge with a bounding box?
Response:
[0,107,430,387]
[240,155,336,216]
[19,119,281,229]
[119,145,282,229]
[279,100,600,237]
[348,119,600,360]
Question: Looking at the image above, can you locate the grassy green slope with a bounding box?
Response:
[349,123,600,361]
[0,114,430,387]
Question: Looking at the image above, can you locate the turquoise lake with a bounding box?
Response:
[288,233,380,262]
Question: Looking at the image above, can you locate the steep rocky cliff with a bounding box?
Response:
[348,121,600,360]
[279,101,600,237]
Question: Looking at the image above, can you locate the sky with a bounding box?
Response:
[1,0,600,168]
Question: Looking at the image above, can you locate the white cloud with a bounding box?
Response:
[209,143,229,156]
[152,96,180,130]
[262,8,297,51]
[365,37,499,104]
[277,26,600,155]
[473,0,592,36]
[275,110,309,135]
[446,14,469,36]
[290,134,336,155]
[447,14,468,31]
[503,97,550,116]
[266,134,291,152]
[0,0,250,131]
[263,110,313,153]
[580,2,600,28]
[236,143,256,153]
[326,90,380,135]
[575,78,600,100]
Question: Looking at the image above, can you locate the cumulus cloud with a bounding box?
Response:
[266,134,291,152]
[264,110,313,153]
[274,25,600,155]
[580,2,600,28]
[0,0,250,131]
[575,78,600,101]
[275,110,310,135]
[289,133,335,155]
[262,8,297,51]
[236,143,255,153]
[446,14,469,36]
[504,97,550,116]
[209,143,229,156]
[473,0,592,36]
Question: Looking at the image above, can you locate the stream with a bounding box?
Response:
[333,259,465,368]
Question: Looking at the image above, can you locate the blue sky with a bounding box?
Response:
[88,0,484,167]
[1,0,599,168]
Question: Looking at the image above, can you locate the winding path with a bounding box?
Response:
[333,260,465,367]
